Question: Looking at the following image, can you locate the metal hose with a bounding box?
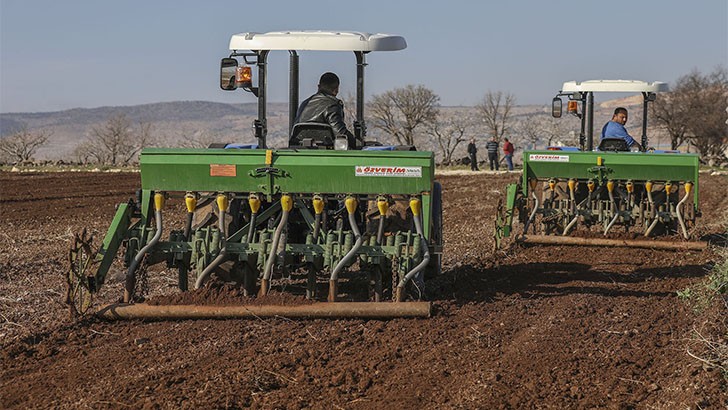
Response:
[194,208,228,289]
[247,212,257,243]
[259,208,290,295]
[676,188,690,239]
[124,210,163,302]
[327,211,364,302]
[330,212,364,282]
[562,183,579,236]
[523,190,540,235]
[604,190,620,235]
[644,186,658,236]
[563,193,592,236]
[312,213,322,242]
[376,214,386,245]
[183,212,194,241]
[395,214,430,301]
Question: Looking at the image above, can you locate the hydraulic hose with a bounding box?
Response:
[312,213,322,242]
[183,212,194,241]
[247,213,257,243]
[328,198,364,302]
[260,195,292,296]
[645,216,660,237]
[247,194,261,243]
[523,190,540,235]
[563,193,592,236]
[395,212,430,302]
[562,180,578,236]
[604,189,620,235]
[312,195,325,243]
[183,193,197,241]
[330,212,364,282]
[376,215,386,245]
[195,201,229,289]
[676,183,691,239]
[124,206,163,303]
[376,197,389,245]
[644,182,658,237]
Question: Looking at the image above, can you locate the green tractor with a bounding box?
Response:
[68,31,441,319]
[495,80,705,251]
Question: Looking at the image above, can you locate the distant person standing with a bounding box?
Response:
[486,136,499,171]
[467,138,479,171]
[502,137,515,171]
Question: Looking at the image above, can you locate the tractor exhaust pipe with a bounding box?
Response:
[97,301,432,320]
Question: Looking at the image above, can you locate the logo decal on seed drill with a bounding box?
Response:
[528,154,570,162]
[355,166,422,177]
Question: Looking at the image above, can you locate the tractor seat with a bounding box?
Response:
[598,137,630,152]
[289,122,335,148]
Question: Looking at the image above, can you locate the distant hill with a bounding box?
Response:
[0,101,288,159]
[0,98,656,161]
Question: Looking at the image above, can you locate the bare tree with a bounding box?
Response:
[652,67,728,158]
[650,89,691,150]
[177,129,225,148]
[84,114,154,165]
[430,116,467,165]
[477,91,516,141]
[682,68,728,161]
[514,114,542,150]
[341,92,357,132]
[514,113,579,149]
[0,127,50,164]
[369,85,439,146]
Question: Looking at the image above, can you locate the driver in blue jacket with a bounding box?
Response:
[601,107,641,150]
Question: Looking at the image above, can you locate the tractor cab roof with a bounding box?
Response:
[553,80,670,151]
[561,80,669,93]
[229,30,407,52]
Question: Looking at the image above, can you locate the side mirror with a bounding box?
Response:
[220,58,238,91]
[551,97,562,118]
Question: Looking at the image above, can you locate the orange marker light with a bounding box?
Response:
[236,66,252,87]
[567,100,578,113]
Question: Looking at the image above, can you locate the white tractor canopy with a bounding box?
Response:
[229,31,407,52]
[561,80,669,93]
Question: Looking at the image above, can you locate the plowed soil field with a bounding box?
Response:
[1,170,726,409]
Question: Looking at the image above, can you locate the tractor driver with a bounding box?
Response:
[600,107,642,150]
[292,72,357,148]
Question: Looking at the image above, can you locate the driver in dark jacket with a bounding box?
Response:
[291,72,356,148]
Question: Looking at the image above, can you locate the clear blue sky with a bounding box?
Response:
[1,0,726,113]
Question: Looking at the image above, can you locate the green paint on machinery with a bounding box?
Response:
[139,148,434,199]
[66,31,442,317]
[494,80,702,248]
[89,147,440,303]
